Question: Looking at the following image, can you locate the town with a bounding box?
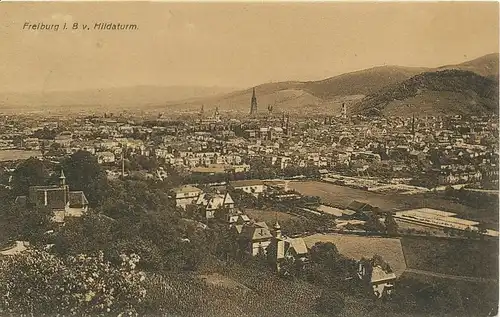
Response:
[0,88,498,316]
[1,2,498,316]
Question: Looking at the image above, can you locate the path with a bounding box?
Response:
[405,268,498,283]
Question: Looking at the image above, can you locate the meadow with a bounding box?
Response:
[0,150,42,162]
[401,236,499,279]
[303,233,407,277]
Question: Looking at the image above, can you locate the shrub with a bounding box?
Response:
[0,249,147,316]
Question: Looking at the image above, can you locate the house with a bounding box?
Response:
[357,255,396,299]
[196,192,235,219]
[227,210,252,226]
[238,221,273,256]
[96,151,116,164]
[190,165,226,176]
[230,179,266,197]
[54,132,73,147]
[267,221,309,273]
[169,185,203,209]
[345,200,375,220]
[15,170,89,223]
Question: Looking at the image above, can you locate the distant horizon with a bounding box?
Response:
[1,51,498,95]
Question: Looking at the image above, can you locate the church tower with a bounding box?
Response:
[250,87,258,115]
[273,219,282,240]
[59,169,66,186]
[59,169,69,207]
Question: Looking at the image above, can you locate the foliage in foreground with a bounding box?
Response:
[0,249,147,316]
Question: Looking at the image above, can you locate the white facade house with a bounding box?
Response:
[170,185,203,209]
[230,180,266,197]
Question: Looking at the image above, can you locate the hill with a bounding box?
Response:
[436,53,499,78]
[302,65,429,99]
[164,66,427,115]
[0,53,497,116]
[352,69,499,117]
[166,54,498,116]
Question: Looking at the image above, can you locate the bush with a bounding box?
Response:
[315,290,345,315]
[0,249,147,316]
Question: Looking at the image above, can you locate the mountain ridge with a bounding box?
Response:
[0,53,498,116]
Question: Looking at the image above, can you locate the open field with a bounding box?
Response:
[401,236,499,279]
[303,233,407,277]
[396,273,499,317]
[245,208,301,225]
[0,150,42,162]
[290,181,498,227]
[290,180,406,211]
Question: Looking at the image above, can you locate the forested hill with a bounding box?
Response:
[352,69,499,117]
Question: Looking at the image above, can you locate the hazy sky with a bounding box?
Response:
[0,2,498,92]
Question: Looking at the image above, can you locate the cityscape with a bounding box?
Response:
[0,2,499,317]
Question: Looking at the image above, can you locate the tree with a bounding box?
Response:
[315,290,345,316]
[364,213,386,233]
[384,213,399,236]
[52,214,114,256]
[1,203,53,245]
[62,151,109,207]
[306,242,356,285]
[0,249,147,316]
[11,157,49,197]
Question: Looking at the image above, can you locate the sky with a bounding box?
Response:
[0,2,498,92]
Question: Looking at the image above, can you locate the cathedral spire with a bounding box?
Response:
[250,87,258,115]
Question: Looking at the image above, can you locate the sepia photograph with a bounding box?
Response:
[0,1,499,316]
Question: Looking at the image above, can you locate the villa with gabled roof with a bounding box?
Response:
[15,170,89,223]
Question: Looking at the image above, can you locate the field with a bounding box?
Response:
[0,150,42,162]
[290,180,406,211]
[401,236,499,279]
[396,272,499,317]
[303,233,407,277]
[290,181,498,227]
[244,208,301,225]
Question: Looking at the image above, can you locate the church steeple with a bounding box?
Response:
[250,87,258,115]
[273,212,282,239]
[59,169,66,186]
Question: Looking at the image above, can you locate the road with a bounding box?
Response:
[405,268,498,283]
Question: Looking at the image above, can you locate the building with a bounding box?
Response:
[169,185,203,209]
[96,151,116,164]
[238,221,273,256]
[196,192,235,219]
[393,208,497,235]
[341,102,347,119]
[230,179,266,197]
[54,132,73,147]
[357,255,396,299]
[250,87,258,115]
[15,170,89,223]
[345,200,376,220]
[267,221,309,273]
